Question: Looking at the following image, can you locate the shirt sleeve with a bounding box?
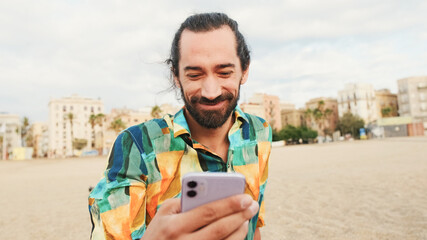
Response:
[256,124,272,228]
[89,130,148,240]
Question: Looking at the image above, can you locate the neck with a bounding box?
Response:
[184,109,234,161]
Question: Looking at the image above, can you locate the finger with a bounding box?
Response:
[189,201,259,240]
[177,194,254,232]
[156,198,181,215]
[225,220,249,240]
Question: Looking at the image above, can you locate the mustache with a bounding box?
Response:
[190,92,234,105]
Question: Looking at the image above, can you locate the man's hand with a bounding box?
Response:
[142,194,259,240]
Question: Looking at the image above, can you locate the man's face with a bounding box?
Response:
[175,26,248,129]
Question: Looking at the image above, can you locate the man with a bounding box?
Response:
[89,12,272,240]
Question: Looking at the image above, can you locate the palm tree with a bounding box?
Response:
[304,109,313,127]
[109,118,126,135]
[88,113,106,151]
[151,105,162,118]
[95,113,105,128]
[323,108,333,136]
[66,112,75,155]
[21,116,30,147]
[313,101,325,135]
[305,101,333,137]
[88,114,97,148]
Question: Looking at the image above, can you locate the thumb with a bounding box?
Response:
[157,198,181,215]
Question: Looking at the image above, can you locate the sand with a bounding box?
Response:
[1,136,426,240]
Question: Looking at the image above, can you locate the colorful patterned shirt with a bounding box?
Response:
[89,106,272,240]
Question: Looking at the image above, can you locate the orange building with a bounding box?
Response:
[305,97,339,136]
[240,93,282,130]
[375,89,398,118]
[281,108,306,127]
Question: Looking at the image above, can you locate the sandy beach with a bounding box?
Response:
[1,137,426,239]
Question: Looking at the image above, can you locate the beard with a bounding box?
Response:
[180,85,240,129]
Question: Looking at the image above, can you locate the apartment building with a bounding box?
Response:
[108,107,151,128]
[281,109,306,127]
[279,102,301,127]
[239,103,264,119]
[280,102,295,112]
[397,76,427,134]
[48,95,104,158]
[305,97,339,136]
[240,93,282,130]
[0,113,21,160]
[375,89,399,118]
[337,83,378,124]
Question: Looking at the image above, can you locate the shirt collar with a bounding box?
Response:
[172,107,190,138]
[234,105,249,124]
[172,105,249,138]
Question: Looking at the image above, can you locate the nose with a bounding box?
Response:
[200,75,221,100]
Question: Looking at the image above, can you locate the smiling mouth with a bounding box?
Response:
[201,101,223,106]
[198,100,226,110]
[190,92,234,109]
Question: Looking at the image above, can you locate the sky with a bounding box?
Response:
[1,0,427,122]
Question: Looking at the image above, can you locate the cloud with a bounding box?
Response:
[237,0,427,42]
[244,26,427,108]
[1,0,426,121]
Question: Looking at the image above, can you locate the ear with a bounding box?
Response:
[240,65,249,85]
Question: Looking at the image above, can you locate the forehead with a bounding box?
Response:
[179,26,240,69]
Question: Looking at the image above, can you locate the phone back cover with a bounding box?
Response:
[181,172,246,212]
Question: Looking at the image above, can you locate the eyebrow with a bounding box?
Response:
[183,63,236,72]
[216,63,235,70]
[184,66,203,71]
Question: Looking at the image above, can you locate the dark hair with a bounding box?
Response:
[166,12,250,87]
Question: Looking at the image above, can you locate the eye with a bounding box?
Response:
[186,74,202,80]
[218,71,233,77]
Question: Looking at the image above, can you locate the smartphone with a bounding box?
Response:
[181,172,246,212]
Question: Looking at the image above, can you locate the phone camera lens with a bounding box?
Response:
[187,181,197,188]
[187,190,197,198]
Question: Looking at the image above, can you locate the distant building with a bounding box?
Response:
[240,103,264,119]
[397,76,427,134]
[48,94,104,158]
[281,108,305,127]
[108,107,152,128]
[370,116,424,138]
[0,113,21,160]
[338,83,378,124]
[280,102,295,112]
[375,89,399,118]
[305,97,339,136]
[30,122,49,158]
[240,93,282,130]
